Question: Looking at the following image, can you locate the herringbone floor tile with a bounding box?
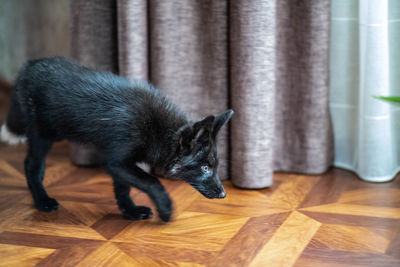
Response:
[0,141,399,266]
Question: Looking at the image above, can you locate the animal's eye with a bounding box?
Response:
[201,165,210,173]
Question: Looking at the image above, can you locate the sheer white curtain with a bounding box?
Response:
[330,0,400,182]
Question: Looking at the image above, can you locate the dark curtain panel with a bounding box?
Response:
[69,0,332,189]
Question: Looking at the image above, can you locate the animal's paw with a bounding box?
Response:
[157,197,173,222]
[158,210,172,222]
[35,197,59,212]
[122,205,153,220]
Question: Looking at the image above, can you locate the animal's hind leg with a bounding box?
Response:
[113,180,153,220]
[24,130,57,212]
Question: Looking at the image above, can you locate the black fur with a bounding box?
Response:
[3,57,233,222]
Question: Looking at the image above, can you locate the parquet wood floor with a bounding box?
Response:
[0,140,399,266]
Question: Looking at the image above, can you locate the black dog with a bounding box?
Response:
[0,57,233,222]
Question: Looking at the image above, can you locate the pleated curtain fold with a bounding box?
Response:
[70,0,333,189]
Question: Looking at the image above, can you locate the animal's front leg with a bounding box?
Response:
[106,163,172,222]
[113,180,153,220]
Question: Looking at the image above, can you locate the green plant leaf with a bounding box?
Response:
[374,96,400,106]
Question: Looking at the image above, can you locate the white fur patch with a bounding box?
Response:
[0,124,26,145]
[137,162,151,173]
[170,165,179,175]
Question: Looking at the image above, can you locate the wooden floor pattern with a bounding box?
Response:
[0,141,399,266]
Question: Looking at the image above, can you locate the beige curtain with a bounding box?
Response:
[70,0,333,189]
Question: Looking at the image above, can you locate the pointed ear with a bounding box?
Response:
[212,109,234,137]
[177,115,215,154]
[192,115,215,144]
[178,126,193,153]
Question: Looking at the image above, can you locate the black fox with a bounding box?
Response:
[0,57,233,222]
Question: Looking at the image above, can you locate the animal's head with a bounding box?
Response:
[168,109,234,199]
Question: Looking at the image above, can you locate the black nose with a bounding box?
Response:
[218,191,226,198]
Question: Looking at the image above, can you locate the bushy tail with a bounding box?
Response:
[0,88,27,145]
